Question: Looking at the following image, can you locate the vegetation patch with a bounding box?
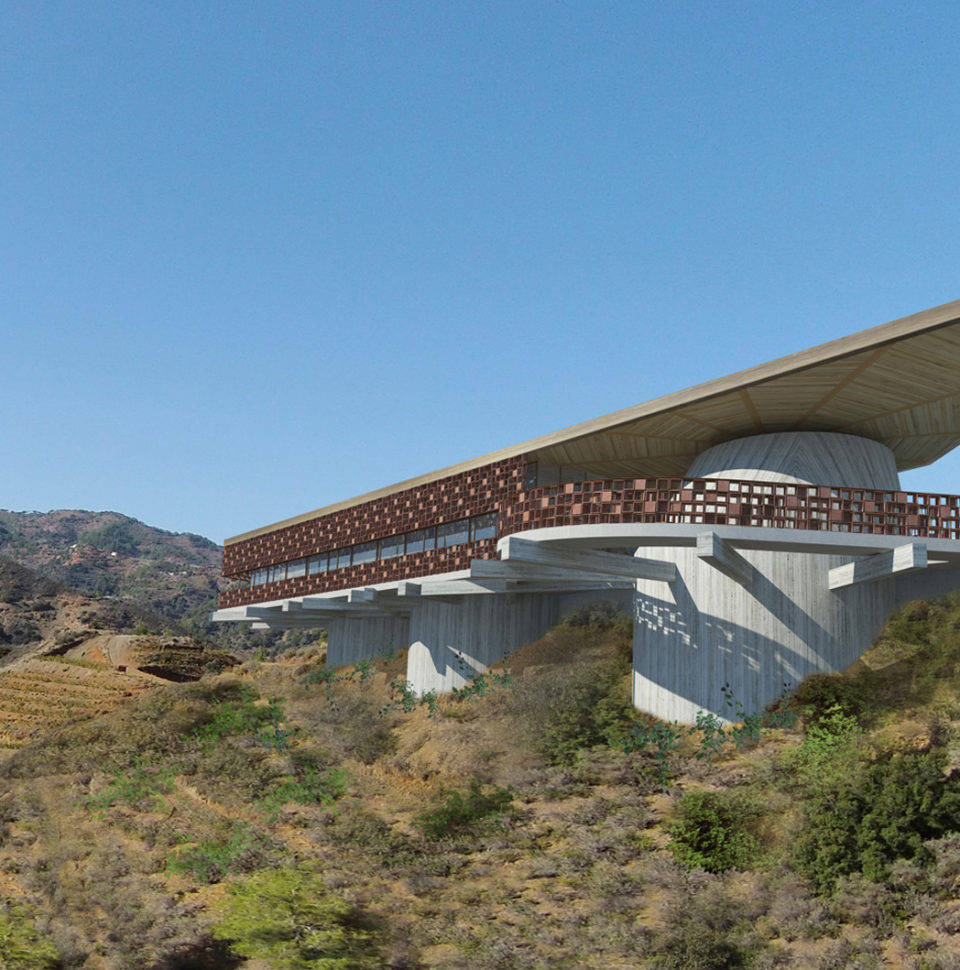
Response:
[666,789,763,874]
[190,685,290,750]
[7,597,960,966]
[414,779,514,840]
[80,757,177,817]
[256,764,348,823]
[212,867,379,969]
[166,822,266,884]
[796,747,960,892]
[0,903,61,970]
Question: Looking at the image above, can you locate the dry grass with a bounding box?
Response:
[2,604,960,966]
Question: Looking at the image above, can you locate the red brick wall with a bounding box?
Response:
[219,456,525,608]
[220,464,960,609]
[505,477,960,536]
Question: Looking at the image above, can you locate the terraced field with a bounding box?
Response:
[0,657,157,751]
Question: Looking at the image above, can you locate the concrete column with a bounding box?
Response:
[406,593,559,694]
[686,431,901,490]
[633,544,960,723]
[326,614,410,668]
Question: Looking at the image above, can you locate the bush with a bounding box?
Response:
[212,867,379,969]
[80,757,176,816]
[667,790,762,873]
[560,599,632,631]
[257,765,348,823]
[540,661,636,765]
[796,748,960,892]
[787,703,863,798]
[791,674,874,726]
[414,780,513,840]
[166,823,267,884]
[299,693,397,764]
[190,686,289,750]
[0,904,61,970]
[651,884,756,969]
[326,807,419,867]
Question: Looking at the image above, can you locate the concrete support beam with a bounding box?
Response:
[470,559,624,584]
[300,597,359,612]
[396,581,460,605]
[828,542,928,590]
[250,619,334,629]
[500,535,676,582]
[696,531,754,587]
[240,605,287,619]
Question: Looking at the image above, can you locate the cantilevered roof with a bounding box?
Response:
[227,298,960,544]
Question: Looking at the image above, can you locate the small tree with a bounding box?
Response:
[0,905,61,970]
[212,867,379,969]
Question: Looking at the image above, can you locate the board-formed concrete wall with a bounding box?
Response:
[633,543,960,723]
[326,614,410,668]
[686,431,902,490]
[406,593,561,694]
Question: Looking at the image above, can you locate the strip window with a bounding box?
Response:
[247,511,498,586]
[287,558,306,579]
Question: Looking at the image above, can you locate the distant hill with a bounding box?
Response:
[0,509,222,620]
[0,510,315,655]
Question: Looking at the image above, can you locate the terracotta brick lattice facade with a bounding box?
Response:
[220,458,960,608]
[220,457,525,607]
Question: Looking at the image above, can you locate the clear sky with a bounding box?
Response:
[2,1,959,544]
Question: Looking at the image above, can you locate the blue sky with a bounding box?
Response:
[2,1,959,544]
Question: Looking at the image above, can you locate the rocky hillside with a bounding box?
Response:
[0,558,177,665]
[0,510,224,631]
[0,511,294,656]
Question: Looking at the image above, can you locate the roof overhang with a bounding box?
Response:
[227,298,960,545]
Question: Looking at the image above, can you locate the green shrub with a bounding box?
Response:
[651,925,749,970]
[787,703,863,798]
[414,780,513,840]
[791,673,874,726]
[212,867,379,969]
[166,823,265,884]
[667,790,762,873]
[80,757,176,816]
[257,766,348,823]
[190,686,289,749]
[0,904,61,970]
[796,748,960,892]
[619,717,687,789]
[560,599,632,631]
[541,661,635,764]
[448,661,515,705]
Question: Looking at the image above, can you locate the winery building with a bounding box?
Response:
[214,299,960,722]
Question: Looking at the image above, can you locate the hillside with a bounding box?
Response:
[3,599,960,968]
[0,558,180,667]
[0,511,288,655]
[0,510,223,633]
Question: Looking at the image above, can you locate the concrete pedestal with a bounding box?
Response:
[633,542,960,723]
